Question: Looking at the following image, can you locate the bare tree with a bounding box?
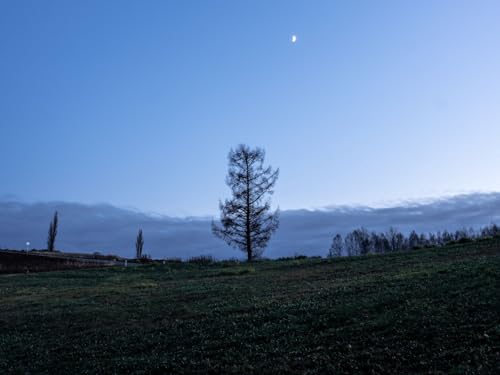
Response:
[136,229,144,259]
[408,230,420,249]
[47,211,58,252]
[344,232,359,256]
[371,232,390,254]
[386,227,405,252]
[328,234,343,258]
[212,144,279,261]
[353,227,372,255]
[419,233,428,247]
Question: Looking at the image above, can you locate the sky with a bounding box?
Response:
[1,0,500,217]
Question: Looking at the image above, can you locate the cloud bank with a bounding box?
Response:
[1,193,499,259]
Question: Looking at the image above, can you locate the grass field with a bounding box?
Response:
[1,239,499,374]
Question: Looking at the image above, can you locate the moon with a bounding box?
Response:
[291,35,297,44]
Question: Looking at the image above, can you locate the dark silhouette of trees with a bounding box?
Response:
[47,211,58,252]
[212,144,279,261]
[353,228,371,255]
[136,229,144,259]
[408,230,420,249]
[328,223,500,258]
[344,232,359,256]
[481,223,499,237]
[386,227,405,252]
[371,232,389,254]
[328,234,343,258]
[442,230,453,244]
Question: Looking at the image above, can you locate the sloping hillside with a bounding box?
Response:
[0,239,499,374]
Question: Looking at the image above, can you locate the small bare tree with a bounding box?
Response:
[212,144,279,261]
[328,234,343,258]
[408,230,420,249]
[135,229,144,259]
[47,211,58,252]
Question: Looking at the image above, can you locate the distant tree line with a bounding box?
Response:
[328,224,500,257]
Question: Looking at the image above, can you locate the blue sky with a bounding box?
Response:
[1,0,500,216]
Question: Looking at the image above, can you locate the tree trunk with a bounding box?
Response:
[245,155,252,261]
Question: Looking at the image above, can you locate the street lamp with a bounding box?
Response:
[26,241,30,252]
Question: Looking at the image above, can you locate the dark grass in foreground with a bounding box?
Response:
[0,251,114,274]
[1,240,499,374]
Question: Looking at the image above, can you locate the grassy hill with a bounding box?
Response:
[1,239,499,374]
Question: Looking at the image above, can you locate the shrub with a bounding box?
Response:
[187,255,215,265]
[138,254,152,264]
[163,257,183,263]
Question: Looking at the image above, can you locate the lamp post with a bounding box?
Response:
[26,241,30,252]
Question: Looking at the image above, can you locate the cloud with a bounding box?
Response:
[1,193,499,259]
